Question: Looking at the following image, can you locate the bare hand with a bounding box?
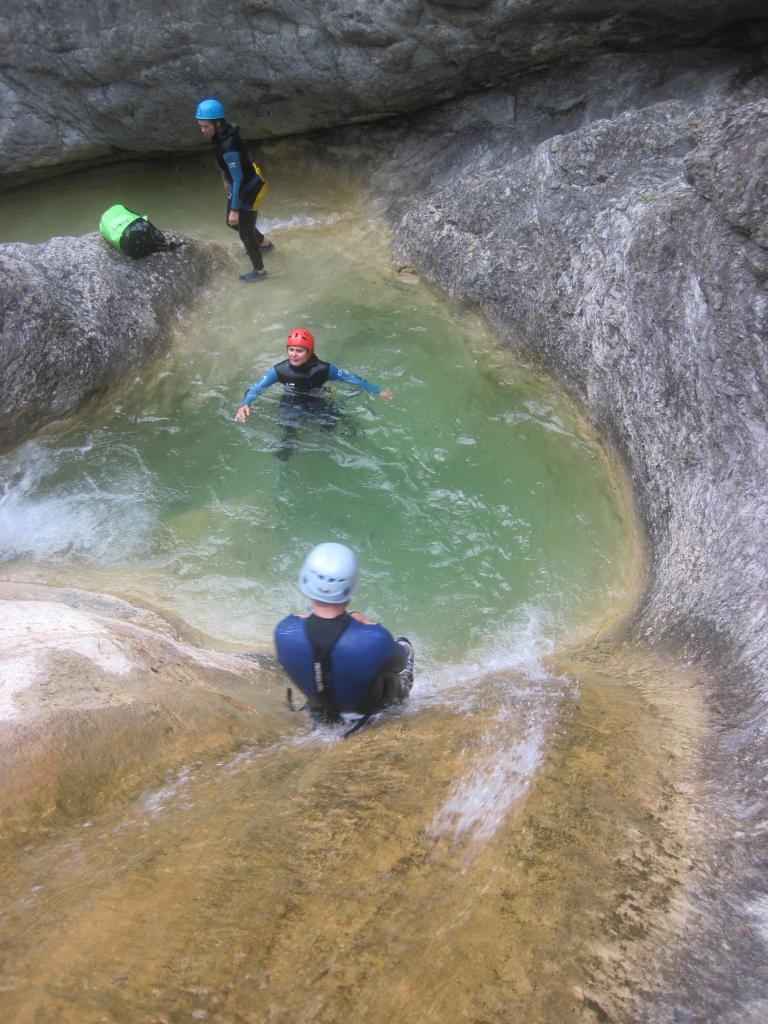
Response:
[235,404,250,422]
[349,610,374,624]
[228,210,239,226]
[378,390,394,403]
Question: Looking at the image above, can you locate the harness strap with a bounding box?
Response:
[342,710,375,738]
[303,613,352,714]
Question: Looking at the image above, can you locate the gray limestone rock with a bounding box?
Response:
[685,98,768,245]
[351,64,768,1022]
[1,1,767,188]
[0,231,227,452]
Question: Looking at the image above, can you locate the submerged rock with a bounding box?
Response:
[0,232,227,453]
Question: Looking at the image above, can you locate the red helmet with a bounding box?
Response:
[286,328,314,352]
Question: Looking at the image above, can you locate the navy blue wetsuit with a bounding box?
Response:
[212,122,266,271]
[274,613,408,715]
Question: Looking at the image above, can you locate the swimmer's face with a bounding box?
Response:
[287,345,311,367]
[197,120,216,138]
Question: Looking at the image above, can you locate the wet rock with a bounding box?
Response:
[0,580,289,849]
[1,1,766,186]
[298,51,768,1020]
[0,232,227,453]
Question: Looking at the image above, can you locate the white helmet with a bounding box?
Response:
[298,542,358,603]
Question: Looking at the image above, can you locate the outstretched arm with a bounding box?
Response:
[235,367,278,421]
[327,364,393,402]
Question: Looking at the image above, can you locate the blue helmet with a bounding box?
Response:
[195,98,225,120]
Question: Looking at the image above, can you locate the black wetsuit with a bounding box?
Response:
[274,356,332,392]
[212,122,266,271]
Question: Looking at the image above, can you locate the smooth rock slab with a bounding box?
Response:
[0,580,286,849]
[0,231,227,453]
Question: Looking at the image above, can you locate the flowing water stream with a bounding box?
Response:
[0,157,692,1024]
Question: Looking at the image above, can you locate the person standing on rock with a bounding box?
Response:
[274,542,414,732]
[195,98,274,283]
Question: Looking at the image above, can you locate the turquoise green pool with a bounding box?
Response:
[0,158,631,666]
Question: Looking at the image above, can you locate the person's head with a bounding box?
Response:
[286,328,315,368]
[195,98,225,138]
[298,542,358,606]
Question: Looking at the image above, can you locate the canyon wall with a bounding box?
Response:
[1,1,766,186]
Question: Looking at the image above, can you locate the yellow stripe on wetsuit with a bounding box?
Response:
[248,163,268,211]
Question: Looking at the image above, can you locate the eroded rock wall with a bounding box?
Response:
[1,0,766,187]
[0,232,228,452]
[382,70,768,697]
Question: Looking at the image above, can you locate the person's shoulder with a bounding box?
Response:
[347,617,394,641]
[274,613,304,635]
[218,129,241,152]
[348,610,375,625]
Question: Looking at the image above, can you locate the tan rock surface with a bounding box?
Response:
[0,580,291,848]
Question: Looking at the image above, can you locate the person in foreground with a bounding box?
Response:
[195,97,274,283]
[274,542,414,732]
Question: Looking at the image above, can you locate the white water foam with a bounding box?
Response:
[409,603,556,708]
[423,605,572,847]
[429,712,546,845]
[0,440,156,564]
[258,211,345,234]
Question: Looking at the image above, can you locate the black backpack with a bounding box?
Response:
[119,214,172,257]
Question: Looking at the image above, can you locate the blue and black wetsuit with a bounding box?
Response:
[241,354,381,459]
[242,355,382,406]
[212,122,266,271]
[274,612,410,716]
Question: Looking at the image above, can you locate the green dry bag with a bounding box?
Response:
[99,204,170,258]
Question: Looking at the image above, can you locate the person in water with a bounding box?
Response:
[274,542,414,727]
[235,328,393,458]
[195,98,273,283]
